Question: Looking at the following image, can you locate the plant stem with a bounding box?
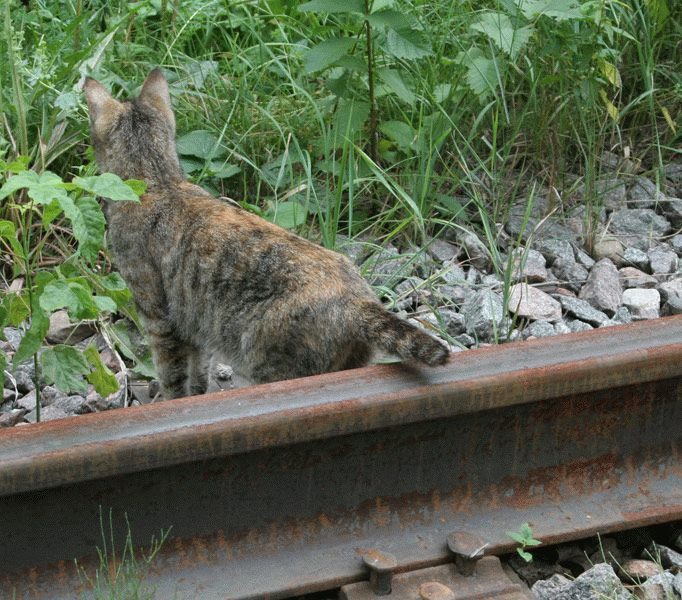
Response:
[20,196,40,422]
[33,352,41,422]
[364,0,377,162]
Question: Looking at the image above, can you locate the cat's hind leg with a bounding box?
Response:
[148,332,190,399]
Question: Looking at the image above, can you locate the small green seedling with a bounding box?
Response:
[506,522,541,562]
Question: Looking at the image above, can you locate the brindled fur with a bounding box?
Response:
[83,69,449,399]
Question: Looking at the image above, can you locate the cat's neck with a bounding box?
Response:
[122,160,184,188]
[95,147,184,188]
[142,170,184,190]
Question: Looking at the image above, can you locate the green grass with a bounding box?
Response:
[76,509,171,600]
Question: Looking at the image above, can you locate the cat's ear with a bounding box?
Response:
[83,77,123,133]
[139,68,175,130]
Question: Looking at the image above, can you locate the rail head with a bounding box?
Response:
[2,316,682,496]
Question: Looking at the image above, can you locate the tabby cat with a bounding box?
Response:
[84,69,449,399]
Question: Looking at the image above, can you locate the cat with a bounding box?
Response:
[83,69,449,399]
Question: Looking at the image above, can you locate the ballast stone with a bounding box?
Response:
[621,288,661,320]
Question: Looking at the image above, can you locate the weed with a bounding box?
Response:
[506,522,542,562]
[76,509,171,600]
[0,163,144,418]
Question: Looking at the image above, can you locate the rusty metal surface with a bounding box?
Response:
[1,317,681,599]
[1,316,682,496]
[340,558,532,600]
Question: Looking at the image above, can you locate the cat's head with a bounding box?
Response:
[83,69,183,185]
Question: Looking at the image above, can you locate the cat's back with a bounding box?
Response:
[166,182,364,283]
[114,181,369,303]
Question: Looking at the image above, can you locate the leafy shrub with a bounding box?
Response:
[0,162,143,417]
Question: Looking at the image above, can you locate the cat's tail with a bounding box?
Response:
[359,301,450,367]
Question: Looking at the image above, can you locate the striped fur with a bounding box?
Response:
[84,69,449,398]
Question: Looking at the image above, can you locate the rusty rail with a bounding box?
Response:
[1,317,681,599]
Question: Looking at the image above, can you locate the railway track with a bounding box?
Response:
[1,316,681,599]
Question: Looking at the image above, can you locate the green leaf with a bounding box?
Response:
[471,12,534,59]
[131,353,157,378]
[176,130,225,160]
[239,201,265,217]
[93,295,118,314]
[75,195,106,262]
[109,321,155,379]
[599,59,621,88]
[506,530,527,544]
[3,292,30,327]
[333,98,370,137]
[519,522,535,540]
[515,0,584,20]
[41,345,90,394]
[55,194,106,263]
[72,173,142,202]
[383,28,432,59]
[83,344,119,397]
[5,156,30,174]
[34,270,57,294]
[0,171,69,205]
[433,83,452,104]
[457,47,498,99]
[180,157,204,175]
[304,38,356,73]
[0,171,42,199]
[109,322,138,361]
[98,272,128,291]
[378,140,398,162]
[299,0,364,12]
[264,200,308,229]
[54,90,79,114]
[336,55,366,72]
[0,219,26,261]
[377,68,415,104]
[379,120,415,149]
[55,194,82,240]
[39,279,105,320]
[42,199,63,227]
[517,548,533,562]
[326,71,351,97]
[366,9,415,30]
[14,305,49,366]
[209,162,241,179]
[97,272,133,309]
[370,0,395,11]
[124,179,147,197]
